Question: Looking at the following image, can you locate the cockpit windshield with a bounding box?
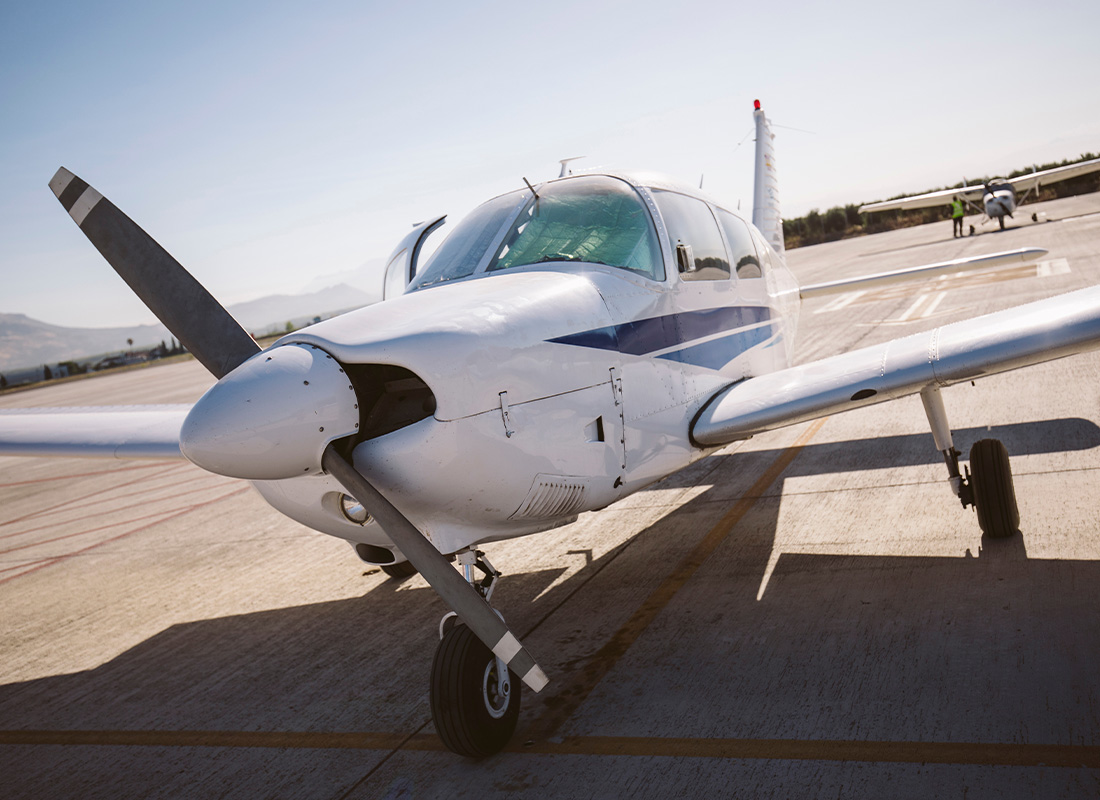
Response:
[488,176,663,279]
[409,175,664,291]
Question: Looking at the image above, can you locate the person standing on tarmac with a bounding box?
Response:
[952,197,965,238]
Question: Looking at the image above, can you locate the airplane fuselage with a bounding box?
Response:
[983,180,1017,220]
[249,172,799,560]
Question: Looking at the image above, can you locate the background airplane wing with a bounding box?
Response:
[1009,156,1100,195]
[692,285,1100,446]
[858,184,985,214]
[0,405,190,459]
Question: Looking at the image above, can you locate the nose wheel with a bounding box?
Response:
[430,548,522,757]
[431,622,521,757]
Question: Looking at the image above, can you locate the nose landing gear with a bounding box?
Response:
[430,549,522,757]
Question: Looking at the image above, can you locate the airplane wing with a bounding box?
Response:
[1008,156,1100,195]
[858,184,986,214]
[0,405,190,459]
[692,285,1100,446]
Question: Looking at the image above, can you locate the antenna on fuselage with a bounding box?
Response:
[559,157,584,177]
[523,177,539,199]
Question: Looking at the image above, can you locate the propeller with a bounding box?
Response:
[49,168,260,379]
[49,169,548,693]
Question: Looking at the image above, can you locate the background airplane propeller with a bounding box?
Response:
[48,168,548,694]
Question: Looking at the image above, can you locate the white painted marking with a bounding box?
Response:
[492,631,522,664]
[69,186,104,227]
[1037,258,1071,277]
[49,167,75,199]
[921,291,947,318]
[814,290,865,315]
[897,294,929,321]
[521,664,549,692]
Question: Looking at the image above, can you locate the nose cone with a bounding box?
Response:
[180,344,360,480]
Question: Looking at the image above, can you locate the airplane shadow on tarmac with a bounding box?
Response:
[1,418,1099,770]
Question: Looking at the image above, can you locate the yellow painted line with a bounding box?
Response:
[3,730,1098,767]
[531,417,829,739]
[516,736,1100,767]
[0,729,441,752]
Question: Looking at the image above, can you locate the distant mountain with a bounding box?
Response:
[300,257,387,297]
[0,283,376,372]
[0,315,168,374]
[227,283,374,332]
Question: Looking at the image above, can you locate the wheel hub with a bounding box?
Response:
[482,659,511,719]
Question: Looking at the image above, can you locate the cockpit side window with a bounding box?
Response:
[409,191,525,291]
[488,176,664,281]
[651,190,730,281]
[715,209,762,279]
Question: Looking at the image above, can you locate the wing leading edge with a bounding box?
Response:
[0,405,191,459]
[692,286,1100,447]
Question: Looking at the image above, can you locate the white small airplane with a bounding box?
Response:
[4,101,1100,758]
[859,155,1100,230]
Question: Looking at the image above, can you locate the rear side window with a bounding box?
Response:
[652,191,730,281]
[715,209,762,279]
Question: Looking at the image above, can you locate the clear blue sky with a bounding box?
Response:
[3,0,1098,327]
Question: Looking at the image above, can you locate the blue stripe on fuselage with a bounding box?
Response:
[657,325,777,370]
[549,306,772,365]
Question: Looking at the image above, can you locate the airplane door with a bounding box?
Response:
[382,215,447,300]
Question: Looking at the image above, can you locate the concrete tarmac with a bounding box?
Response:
[2,193,1099,798]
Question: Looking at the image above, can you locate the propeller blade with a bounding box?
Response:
[321,444,549,693]
[49,168,261,379]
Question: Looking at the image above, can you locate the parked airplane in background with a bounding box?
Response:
[4,102,1100,758]
[859,156,1100,230]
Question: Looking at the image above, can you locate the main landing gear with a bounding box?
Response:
[921,386,1020,538]
[430,549,521,757]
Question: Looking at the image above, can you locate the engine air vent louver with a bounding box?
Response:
[511,474,591,520]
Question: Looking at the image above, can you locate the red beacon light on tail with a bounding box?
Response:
[754,99,761,110]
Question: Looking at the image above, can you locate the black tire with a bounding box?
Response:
[381,560,417,579]
[430,623,521,758]
[998,216,1006,230]
[969,438,1020,538]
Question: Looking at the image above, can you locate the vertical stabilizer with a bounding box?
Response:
[751,100,784,256]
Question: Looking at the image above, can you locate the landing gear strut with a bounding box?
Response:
[430,549,521,757]
[921,386,1020,537]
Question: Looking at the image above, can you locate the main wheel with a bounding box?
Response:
[969,438,1020,538]
[430,623,521,757]
[381,560,417,579]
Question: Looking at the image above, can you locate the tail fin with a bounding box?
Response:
[751,100,784,256]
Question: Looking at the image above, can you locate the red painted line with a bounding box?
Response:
[0,461,165,488]
[0,473,228,541]
[0,463,195,531]
[0,485,250,585]
[0,482,245,555]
